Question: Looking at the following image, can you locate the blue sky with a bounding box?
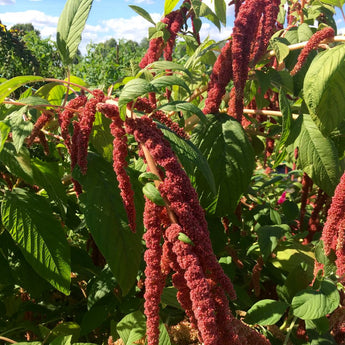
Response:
[0,0,233,53]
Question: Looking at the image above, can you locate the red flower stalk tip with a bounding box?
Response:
[143,199,165,345]
[97,102,136,232]
[291,27,335,76]
[203,39,233,115]
[59,94,87,152]
[27,111,52,147]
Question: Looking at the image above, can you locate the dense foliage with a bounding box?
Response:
[1,0,345,344]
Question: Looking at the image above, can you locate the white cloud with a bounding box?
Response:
[1,10,58,28]
[0,0,15,4]
[101,13,161,42]
[125,0,154,4]
[200,22,232,42]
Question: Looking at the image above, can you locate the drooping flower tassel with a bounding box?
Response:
[290,27,335,76]
[203,39,233,115]
[97,102,136,232]
[27,111,52,146]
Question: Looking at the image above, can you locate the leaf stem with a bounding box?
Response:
[0,336,17,344]
[283,316,298,345]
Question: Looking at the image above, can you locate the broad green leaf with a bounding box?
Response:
[6,106,34,153]
[305,317,330,335]
[0,121,10,152]
[32,158,67,216]
[46,323,80,344]
[117,311,171,345]
[273,89,292,168]
[164,0,179,15]
[50,335,72,345]
[17,96,51,107]
[0,76,44,103]
[73,152,143,295]
[118,78,157,109]
[150,76,191,94]
[244,299,289,325]
[129,5,156,25]
[159,101,207,123]
[292,280,340,319]
[144,60,192,79]
[271,242,315,274]
[257,225,289,261]
[304,44,345,134]
[214,0,226,26]
[191,0,221,30]
[320,0,345,8]
[138,172,160,185]
[87,266,116,310]
[57,0,94,65]
[297,23,313,42]
[286,115,341,196]
[161,287,183,310]
[143,183,165,206]
[271,38,290,64]
[66,75,89,91]
[117,311,146,345]
[191,114,255,216]
[15,343,42,345]
[35,83,65,106]
[160,127,216,195]
[81,303,113,336]
[1,188,71,294]
[0,143,34,184]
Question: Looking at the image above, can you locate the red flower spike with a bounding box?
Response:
[203,40,233,115]
[27,111,52,147]
[77,90,105,175]
[229,0,265,121]
[37,131,50,156]
[291,27,335,76]
[166,224,220,345]
[59,95,87,152]
[143,199,165,345]
[97,102,136,232]
[300,173,313,229]
[251,0,280,64]
[125,116,236,300]
[321,171,345,270]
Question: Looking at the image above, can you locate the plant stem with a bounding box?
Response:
[283,316,298,345]
[0,336,17,344]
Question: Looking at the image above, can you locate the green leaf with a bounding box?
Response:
[1,188,71,294]
[117,311,171,345]
[117,311,146,345]
[35,83,65,106]
[81,303,112,336]
[129,5,156,25]
[144,61,192,79]
[32,158,67,216]
[118,78,157,109]
[138,172,160,185]
[286,115,341,196]
[191,114,255,216]
[214,0,226,26]
[87,266,116,310]
[0,121,10,153]
[297,23,314,42]
[271,38,290,64]
[0,143,34,185]
[274,89,292,168]
[291,280,340,319]
[150,76,191,94]
[178,232,194,246]
[161,287,183,310]
[50,335,72,345]
[0,76,44,103]
[191,0,221,30]
[244,299,289,325]
[73,152,142,295]
[257,225,289,261]
[320,0,345,8]
[160,127,216,195]
[57,0,94,65]
[143,183,165,206]
[7,106,34,153]
[159,101,207,123]
[46,323,80,344]
[164,0,180,15]
[304,44,345,134]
